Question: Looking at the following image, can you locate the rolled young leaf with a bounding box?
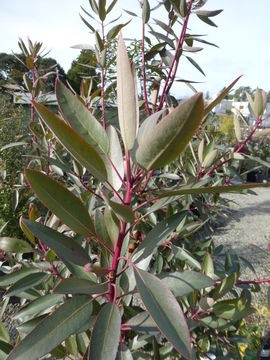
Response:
[89,302,121,360]
[136,92,204,170]
[117,33,139,150]
[25,169,95,236]
[33,102,107,182]
[6,295,93,360]
[134,267,191,359]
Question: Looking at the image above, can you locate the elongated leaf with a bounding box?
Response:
[0,268,40,287]
[172,245,201,270]
[185,56,205,76]
[134,268,191,359]
[6,272,48,297]
[0,237,33,253]
[34,102,107,181]
[117,33,139,150]
[126,311,158,334]
[197,15,217,27]
[1,142,27,151]
[98,0,106,21]
[25,169,95,236]
[14,294,64,320]
[136,93,204,170]
[79,15,95,32]
[159,271,214,297]
[105,196,134,223]
[132,212,186,267]
[55,278,108,295]
[204,76,241,116]
[56,80,109,155]
[22,220,90,266]
[213,298,255,322]
[7,295,93,360]
[0,322,9,342]
[94,209,113,251]
[89,303,121,360]
[105,125,124,191]
[116,344,133,360]
[107,21,131,40]
[143,0,150,23]
[155,181,270,198]
[195,9,223,17]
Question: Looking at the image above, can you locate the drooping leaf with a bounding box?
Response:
[33,102,107,181]
[105,125,124,191]
[6,272,48,297]
[0,237,33,253]
[79,15,96,32]
[159,271,214,297]
[22,220,91,266]
[136,93,204,170]
[55,80,109,155]
[134,268,191,359]
[89,303,121,360]
[25,169,95,236]
[117,33,139,150]
[7,295,93,360]
[185,56,205,76]
[156,181,270,198]
[55,278,108,295]
[132,212,186,268]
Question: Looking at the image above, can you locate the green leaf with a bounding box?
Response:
[117,33,139,150]
[143,0,150,23]
[0,322,9,342]
[0,237,33,253]
[89,303,121,360]
[55,278,108,295]
[201,252,214,278]
[200,316,227,329]
[105,125,124,191]
[104,206,119,246]
[213,298,255,321]
[14,294,64,320]
[22,220,91,266]
[33,102,107,181]
[195,9,223,17]
[94,209,113,252]
[136,93,204,170]
[79,15,95,32]
[98,0,107,21]
[185,56,205,76]
[0,268,40,287]
[103,194,134,223]
[134,268,191,359]
[107,0,117,13]
[210,272,240,300]
[6,272,48,297]
[107,21,131,40]
[149,31,175,49]
[204,76,241,116]
[126,311,159,334]
[179,0,187,17]
[116,344,133,360]
[172,245,201,270]
[56,80,109,155]
[159,271,214,297]
[0,340,12,358]
[132,213,186,267]
[0,142,27,151]
[7,295,93,360]
[25,169,95,236]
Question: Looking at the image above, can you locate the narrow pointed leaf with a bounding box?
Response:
[132,212,186,267]
[185,56,205,76]
[25,169,95,236]
[136,93,204,170]
[56,80,109,155]
[117,33,139,150]
[7,295,93,360]
[22,220,91,266]
[143,0,150,24]
[197,15,217,27]
[0,268,40,287]
[6,272,48,297]
[107,21,131,40]
[105,197,134,223]
[0,237,33,253]
[105,126,124,191]
[94,209,113,251]
[55,278,108,295]
[155,182,270,198]
[204,76,242,116]
[79,15,95,32]
[34,102,107,181]
[98,0,107,21]
[89,303,121,360]
[134,268,191,359]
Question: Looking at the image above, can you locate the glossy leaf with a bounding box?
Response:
[55,79,109,155]
[213,298,255,322]
[159,271,214,297]
[34,102,107,181]
[22,220,91,266]
[104,206,120,246]
[156,181,270,198]
[132,212,186,267]
[25,169,95,236]
[0,237,33,253]
[117,33,139,150]
[172,245,201,270]
[105,125,124,191]
[7,295,93,360]
[55,278,108,295]
[126,311,158,335]
[134,268,191,359]
[89,303,121,360]
[136,93,204,170]
[6,272,48,297]
[0,268,40,287]
[104,195,134,223]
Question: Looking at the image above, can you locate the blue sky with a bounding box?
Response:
[1,0,270,97]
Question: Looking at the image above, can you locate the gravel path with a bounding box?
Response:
[212,188,270,305]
